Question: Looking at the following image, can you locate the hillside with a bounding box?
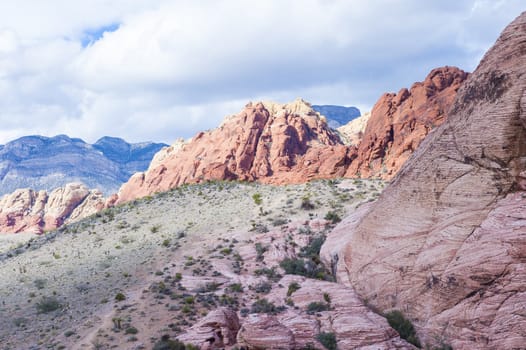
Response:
[0,135,167,196]
[0,178,411,349]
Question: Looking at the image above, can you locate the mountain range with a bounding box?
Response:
[0,135,167,196]
[312,105,361,128]
[0,11,525,349]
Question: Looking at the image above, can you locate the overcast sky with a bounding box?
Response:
[0,0,523,145]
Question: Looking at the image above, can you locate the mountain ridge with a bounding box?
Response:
[0,134,167,196]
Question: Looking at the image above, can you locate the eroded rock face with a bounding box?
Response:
[0,183,105,234]
[321,12,526,349]
[345,66,468,178]
[177,307,240,349]
[116,99,351,203]
[116,76,465,204]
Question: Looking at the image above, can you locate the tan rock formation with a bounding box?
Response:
[177,307,240,349]
[337,111,371,145]
[345,66,468,178]
[0,183,105,234]
[321,12,526,349]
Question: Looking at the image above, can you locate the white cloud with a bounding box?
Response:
[0,0,523,144]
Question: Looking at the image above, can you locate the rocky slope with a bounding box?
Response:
[0,135,166,196]
[116,71,466,203]
[0,183,105,234]
[321,11,526,349]
[0,179,417,349]
[312,104,361,128]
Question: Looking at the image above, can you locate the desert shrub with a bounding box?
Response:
[36,296,61,313]
[115,292,126,301]
[385,310,421,348]
[255,243,268,261]
[301,196,315,210]
[152,335,198,350]
[317,332,337,350]
[300,236,325,260]
[250,299,286,315]
[272,218,288,226]
[287,282,301,296]
[34,278,47,290]
[125,326,138,334]
[323,292,331,304]
[254,267,281,281]
[324,211,341,224]
[253,281,272,294]
[229,283,243,293]
[307,301,330,314]
[280,258,330,280]
[252,193,262,205]
[150,225,161,233]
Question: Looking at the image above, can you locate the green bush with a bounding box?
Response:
[250,299,286,315]
[252,193,262,205]
[316,332,337,350]
[385,310,421,348]
[301,196,315,210]
[125,326,138,334]
[307,301,330,314]
[152,335,199,350]
[324,211,341,224]
[36,296,61,313]
[115,292,126,301]
[287,282,301,296]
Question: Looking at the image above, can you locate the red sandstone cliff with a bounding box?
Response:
[345,66,468,178]
[116,69,467,203]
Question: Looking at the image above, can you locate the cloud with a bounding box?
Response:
[0,0,523,144]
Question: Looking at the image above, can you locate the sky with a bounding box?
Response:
[0,0,523,145]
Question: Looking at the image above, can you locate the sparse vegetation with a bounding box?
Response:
[324,211,341,224]
[35,296,61,313]
[307,301,330,314]
[252,193,263,205]
[301,195,315,210]
[316,332,337,350]
[114,292,126,301]
[250,299,286,314]
[287,281,301,296]
[385,310,421,348]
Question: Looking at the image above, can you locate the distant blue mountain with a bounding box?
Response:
[0,135,167,196]
[312,105,361,128]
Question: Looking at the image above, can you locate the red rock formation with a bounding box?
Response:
[116,73,466,204]
[0,183,105,234]
[345,66,468,178]
[116,99,352,203]
[321,12,526,349]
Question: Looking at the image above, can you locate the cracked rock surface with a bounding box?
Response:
[322,11,526,350]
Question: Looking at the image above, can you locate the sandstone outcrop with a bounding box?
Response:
[0,183,105,234]
[345,66,468,178]
[116,99,352,203]
[116,72,465,203]
[321,11,526,349]
[176,307,240,349]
